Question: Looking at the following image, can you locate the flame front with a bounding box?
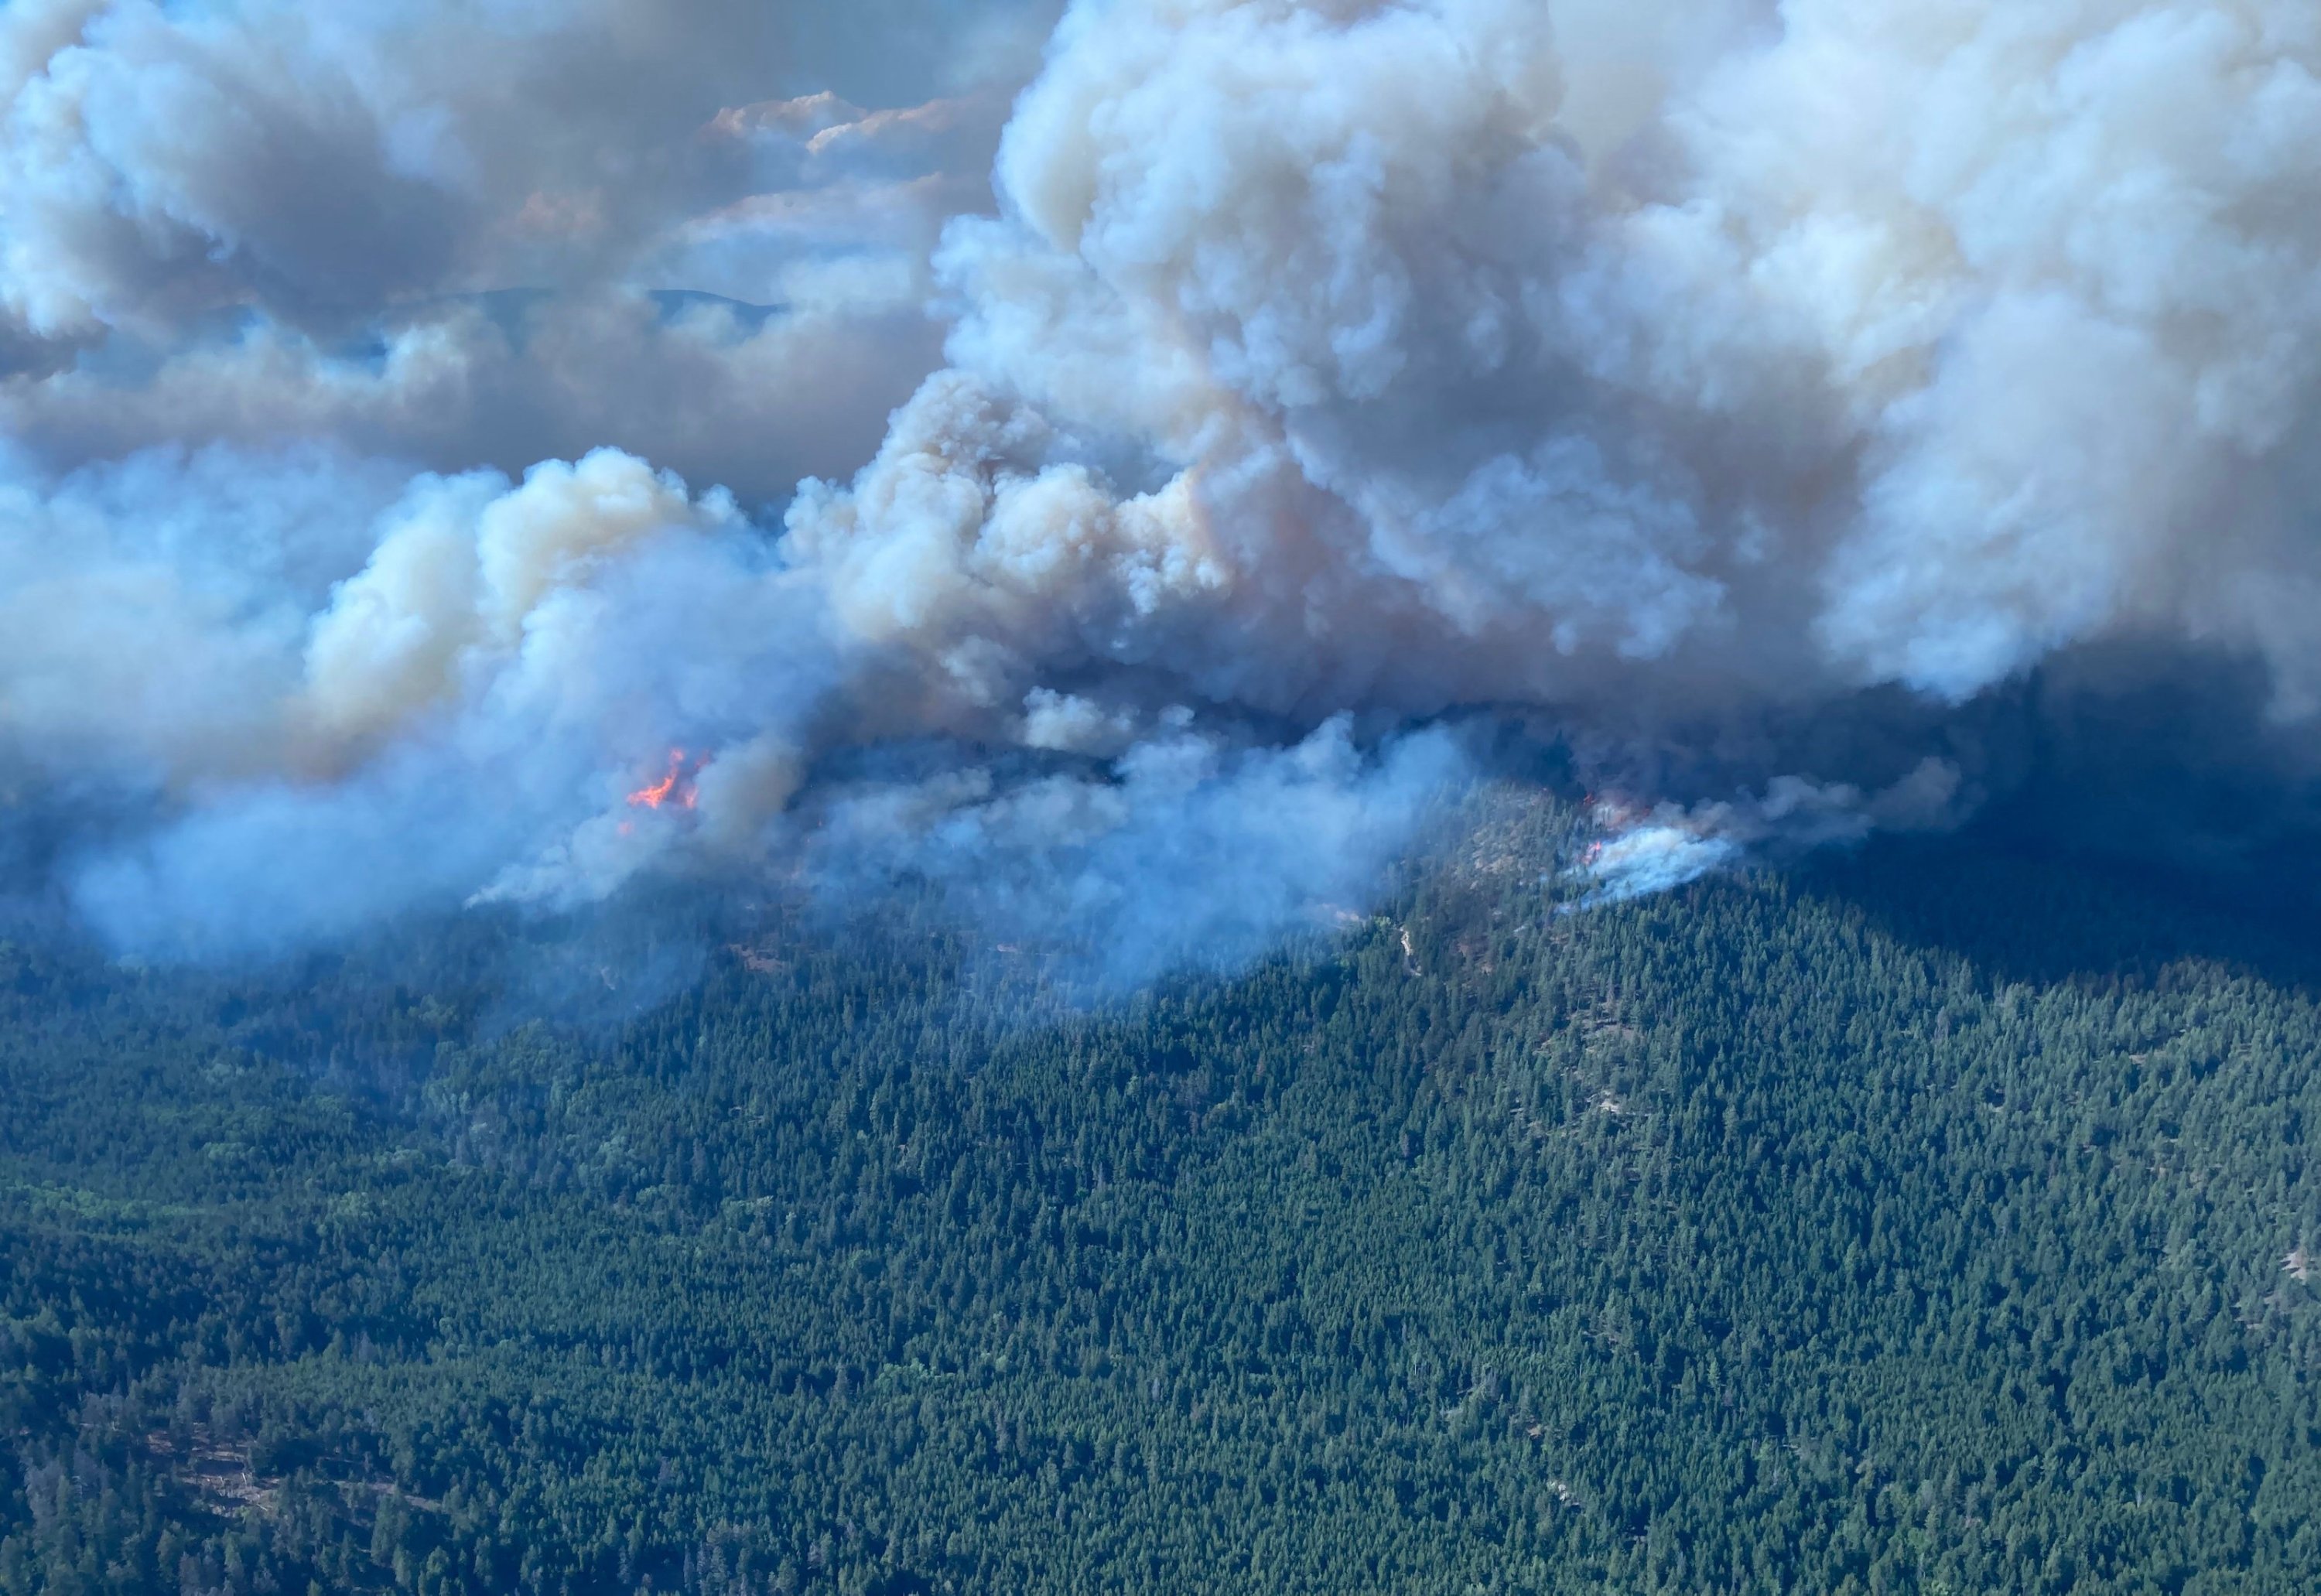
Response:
[627,748,699,811]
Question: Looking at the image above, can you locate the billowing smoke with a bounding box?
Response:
[0,0,1060,495]
[7,0,2321,972]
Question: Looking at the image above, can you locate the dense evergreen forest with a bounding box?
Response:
[1,799,2318,1594]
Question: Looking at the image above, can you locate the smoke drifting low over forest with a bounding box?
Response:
[5,0,2321,969]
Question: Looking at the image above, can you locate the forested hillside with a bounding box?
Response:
[2,805,2318,1595]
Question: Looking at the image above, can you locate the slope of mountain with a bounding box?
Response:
[1,816,2317,1595]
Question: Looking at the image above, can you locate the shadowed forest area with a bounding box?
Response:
[1,800,2317,1595]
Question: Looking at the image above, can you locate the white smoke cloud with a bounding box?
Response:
[3,285,948,506]
[805,716,1466,989]
[0,1,1053,491]
[891,0,2321,717]
[9,0,2321,967]
[1569,757,1967,905]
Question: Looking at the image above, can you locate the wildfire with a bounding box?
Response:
[627,748,700,812]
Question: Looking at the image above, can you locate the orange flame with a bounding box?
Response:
[627,748,700,812]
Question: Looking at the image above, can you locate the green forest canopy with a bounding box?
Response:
[1,801,2317,1594]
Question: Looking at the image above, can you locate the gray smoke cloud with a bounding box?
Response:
[0,0,1058,494]
[8,0,2321,970]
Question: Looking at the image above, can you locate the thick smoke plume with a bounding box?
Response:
[6,0,2321,973]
